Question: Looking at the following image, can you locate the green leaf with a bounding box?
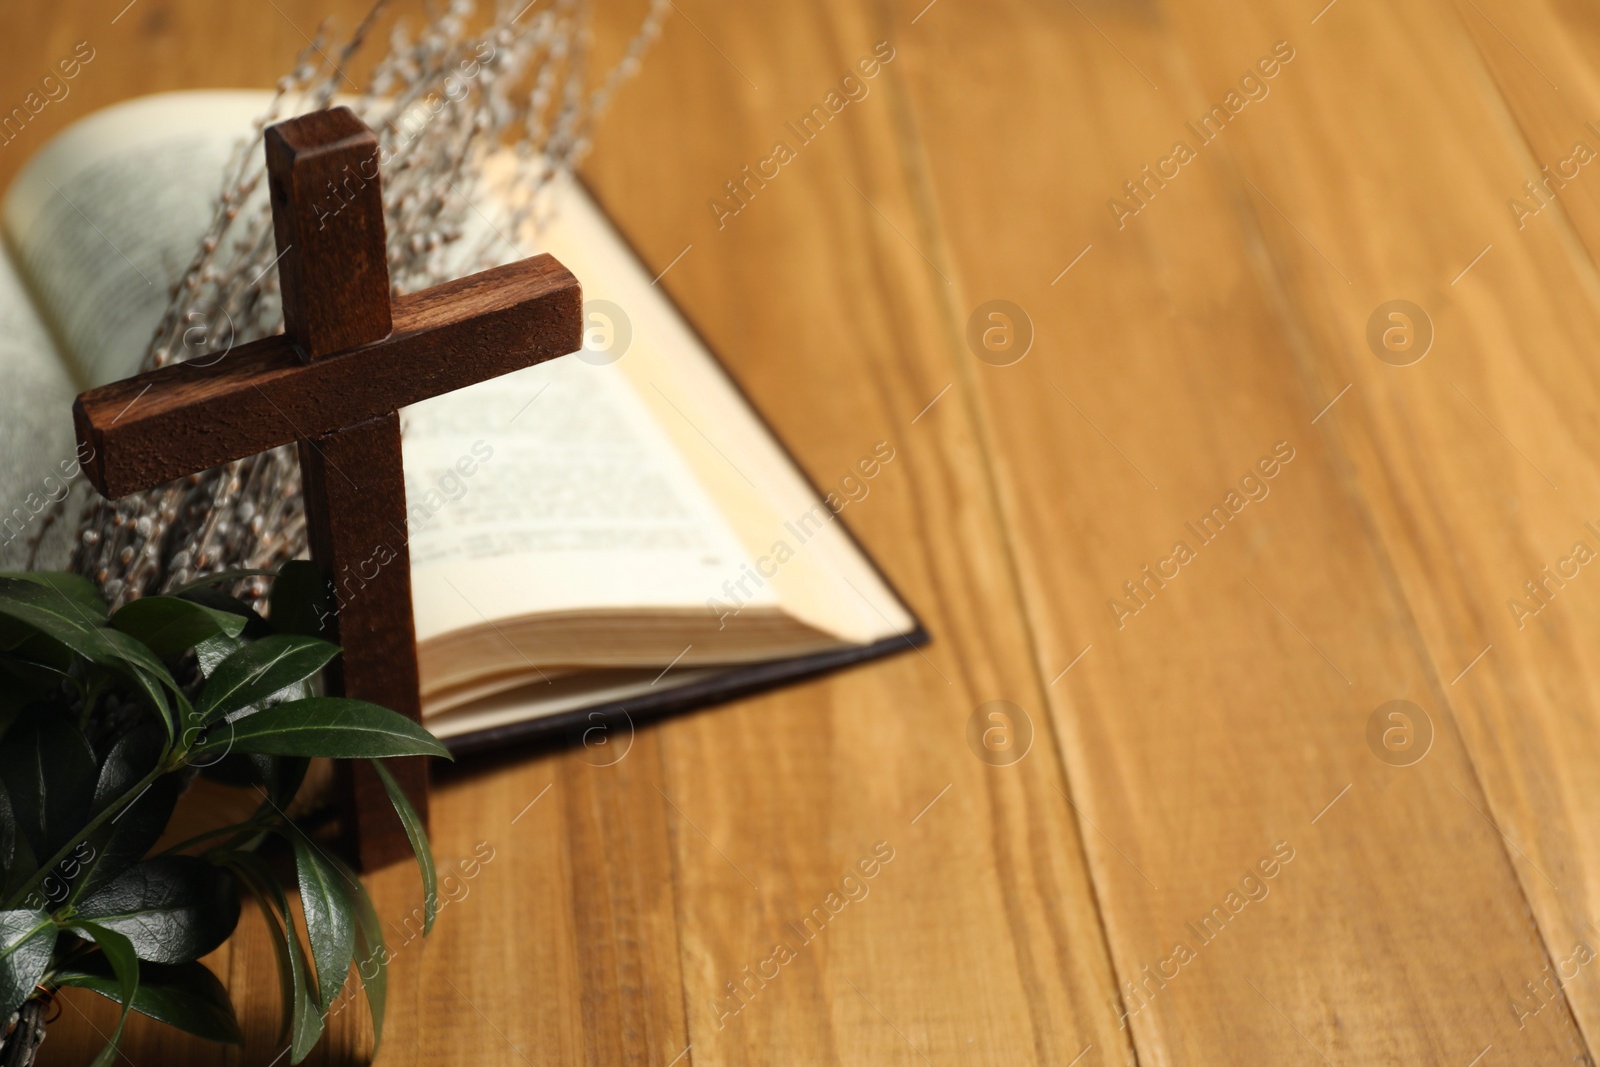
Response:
[75,856,240,964]
[289,940,323,1060]
[0,654,75,699]
[196,635,340,726]
[219,851,322,1058]
[328,852,386,1049]
[91,723,165,815]
[269,756,311,807]
[0,778,14,875]
[289,832,355,1011]
[73,726,184,900]
[371,761,438,935]
[100,626,180,680]
[0,576,108,662]
[0,909,55,1016]
[55,959,241,1046]
[193,698,452,761]
[175,587,272,640]
[0,631,74,674]
[193,633,242,679]
[73,774,183,903]
[68,918,139,1067]
[0,580,173,722]
[269,561,333,639]
[0,572,108,619]
[0,711,98,862]
[0,657,71,731]
[2,832,36,901]
[93,627,187,742]
[167,569,279,597]
[110,596,248,660]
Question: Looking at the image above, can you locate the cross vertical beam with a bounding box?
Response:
[298,414,427,868]
[266,109,421,868]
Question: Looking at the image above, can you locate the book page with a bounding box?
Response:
[401,353,774,642]
[0,243,81,571]
[527,171,915,647]
[1,91,266,388]
[415,162,913,651]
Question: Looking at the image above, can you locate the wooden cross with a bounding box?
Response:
[72,107,582,869]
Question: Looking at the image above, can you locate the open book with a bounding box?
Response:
[0,91,922,750]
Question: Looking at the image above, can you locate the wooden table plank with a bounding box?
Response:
[1156,0,1600,1051]
[888,0,1593,1061]
[1446,0,1600,251]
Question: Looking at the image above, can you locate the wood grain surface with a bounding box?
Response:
[266,106,395,358]
[9,0,1600,1063]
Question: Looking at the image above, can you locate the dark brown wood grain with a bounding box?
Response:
[299,412,429,869]
[71,108,583,869]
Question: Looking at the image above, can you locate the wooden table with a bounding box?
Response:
[12,0,1600,1063]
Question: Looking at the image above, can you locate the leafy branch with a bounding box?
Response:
[0,565,448,1065]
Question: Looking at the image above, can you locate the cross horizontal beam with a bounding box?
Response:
[74,254,581,498]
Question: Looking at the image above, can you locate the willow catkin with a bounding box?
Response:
[69,0,670,609]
